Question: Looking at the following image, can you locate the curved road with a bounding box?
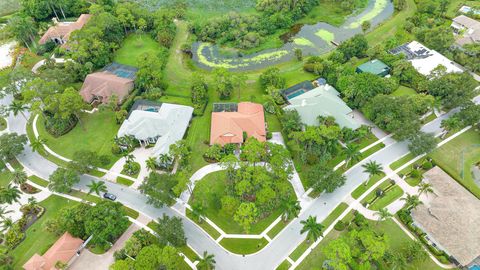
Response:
[3,93,479,270]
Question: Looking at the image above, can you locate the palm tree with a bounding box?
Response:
[30,137,46,154]
[0,206,13,219]
[11,169,28,187]
[9,101,29,121]
[418,182,435,197]
[1,217,14,231]
[146,157,157,172]
[401,194,423,210]
[375,208,393,224]
[300,215,324,243]
[361,160,383,186]
[281,198,301,222]
[87,180,107,196]
[344,144,362,168]
[0,184,22,204]
[197,251,216,270]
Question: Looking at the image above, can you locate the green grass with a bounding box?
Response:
[266,220,290,239]
[276,260,291,270]
[368,185,403,210]
[20,51,44,70]
[186,209,222,240]
[0,117,6,131]
[122,206,139,219]
[28,175,49,187]
[37,110,121,169]
[321,202,348,228]
[117,177,134,186]
[296,219,443,270]
[178,245,198,262]
[351,173,385,199]
[0,169,12,187]
[422,113,437,124]
[120,162,141,178]
[219,238,268,255]
[289,240,311,261]
[114,34,164,68]
[0,0,20,17]
[390,153,415,171]
[189,171,294,234]
[446,0,480,18]
[298,0,368,26]
[390,86,417,97]
[429,129,480,198]
[9,195,81,269]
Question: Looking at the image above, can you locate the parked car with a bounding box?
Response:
[103,193,117,201]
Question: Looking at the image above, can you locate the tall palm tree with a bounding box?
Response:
[344,144,362,168]
[11,170,28,187]
[30,137,46,154]
[401,194,423,210]
[146,157,157,172]
[87,180,107,196]
[0,184,22,205]
[1,217,14,231]
[418,182,435,197]
[197,251,216,270]
[9,101,29,121]
[300,215,324,243]
[361,160,383,186]
[0,206,13,219]
[281,198,301,222]
[375,208,393,224]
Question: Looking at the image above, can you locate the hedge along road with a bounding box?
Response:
[192,0,394,71]
[4,90,472,270]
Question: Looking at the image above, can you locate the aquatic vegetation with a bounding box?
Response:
[293,38,315,47]
[347,0,388,29]
[315,29,335,43]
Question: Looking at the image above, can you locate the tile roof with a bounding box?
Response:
[80,72,134,104]
[39,14,91,45]
[210,102,266,146]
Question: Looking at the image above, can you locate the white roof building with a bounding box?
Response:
[118,103,193,157]
[389,41,464,76]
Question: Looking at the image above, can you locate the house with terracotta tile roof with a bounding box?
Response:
[210,102,266,146]
[39,14,91,48]
[80,72,134,104]
[23,232,84,270]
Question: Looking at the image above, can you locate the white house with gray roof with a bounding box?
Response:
[283,84,360,129]
[118,102,193,158]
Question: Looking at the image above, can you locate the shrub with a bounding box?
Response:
[266,132,273,140]
[99,155,111,166]
[5,224,25,249]
[44,114,78,137]
[123,162,140,176]
[334,220,347,231]
[422,161,433,170]
[410,169,421,178]
[111,145,122,155]
[203,144,223,162]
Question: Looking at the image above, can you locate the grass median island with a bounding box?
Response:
[362,180,404,210]
[429,129,480,198]
[189,168,294,235]
[276,260,291,270]
[266,219,290,239]
[36,110,121,169]
[351,173,385,199]
[9,195,80,269]
[28,175,49,187]
[219,237,268,255]
[390,153,415,170]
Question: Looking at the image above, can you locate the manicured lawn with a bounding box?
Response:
[37,110,122,169]
[219,237,268,255]
[0,169,12,187]
[368,185,404,211]
[28,175,49,187]
[10,195,81,269]
[116,177,134,186]
[0,117,6,131]
[290,240,312,261]
[390,86,417,97]
[429,129,480,198]
[390,153,415,170]
[321,202,348,228]
[351,173,385,199]
[422,113,437,124]
[276,260,291,270]
[266,220,290,239]
[186,209,221,240]
[178,245,198,262]
[114,34,163,68]
[189,171,293,234]
[297,219,443,270]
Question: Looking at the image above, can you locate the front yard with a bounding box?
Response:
[36,110,122,169]
[114,34,164,68]
[429,129,480,198]
[9,195,80,269]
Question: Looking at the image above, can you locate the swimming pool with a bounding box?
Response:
[469,265,480,270]
[286,89,307,99]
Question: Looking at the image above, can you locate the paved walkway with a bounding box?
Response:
[31,57,67,73]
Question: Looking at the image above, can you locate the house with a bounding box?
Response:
[80,72,134,105]
[389,41,464,76]
[39,14,91,48]
[355,59,390,77]
[451,15,480,46]
[411,167,480,267]
[282,83,360,129]
[210,102,266,146]
[118,101,193,157]
[23,232,84,270]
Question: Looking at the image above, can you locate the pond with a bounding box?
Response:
[191,0,394,71]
